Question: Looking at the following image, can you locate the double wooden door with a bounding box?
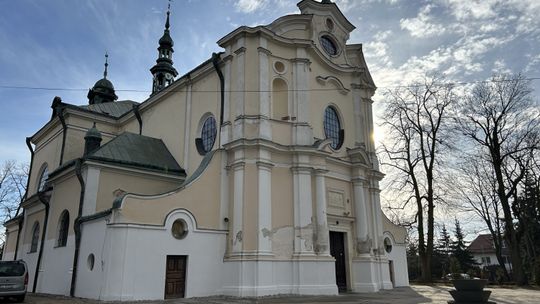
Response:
[165,255,186,298]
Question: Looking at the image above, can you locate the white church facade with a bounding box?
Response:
[3,0,408,300]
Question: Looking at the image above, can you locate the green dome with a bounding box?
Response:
[85,123,102,140]
[93,77,115,90]
[159,31,174,47]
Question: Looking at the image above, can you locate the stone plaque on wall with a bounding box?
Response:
[328,190,344,208]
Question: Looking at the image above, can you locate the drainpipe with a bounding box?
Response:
[133,104,143,135]
[14,137,35,260]
[211,52,225,128]
[57,108,67,166]
[32,189,51,293]
[69,159,85,297]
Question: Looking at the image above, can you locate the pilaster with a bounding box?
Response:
[291,165,315,256]
[233,39,246,140]
[352,178,370,255]
[351,85,365,146]
[183,81,192,171]
[291,48,312,145]
[256,150,273,255]
[230,160,245,254]
[314,169,330,255]
[220,53,233,146]
[258,38,272,140]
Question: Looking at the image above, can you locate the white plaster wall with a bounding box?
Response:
[18,244,39,291]
[75,218,108,299]
[221,259,338,296]
[100,210,227,301]
[36,236,75,296]
[351,257,378,292]
[473,253,512,270]
[387,244,409,287]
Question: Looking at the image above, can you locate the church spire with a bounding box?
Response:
[103,52,109,79]
[150,1,178,95]
[165,2,170,30]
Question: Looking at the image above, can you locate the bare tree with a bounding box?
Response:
[0,160,28,245]
[456,74,540,285]
[455,153,510,279]
[380,76,455,282]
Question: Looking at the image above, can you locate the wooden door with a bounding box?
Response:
[389,260,395,287]
[329,231,347,291]
[165,255,186,299]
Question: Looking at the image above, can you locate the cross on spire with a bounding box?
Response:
[165,0,171,30]
[104,52,109,79]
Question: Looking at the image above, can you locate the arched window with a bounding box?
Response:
[323,106,344,149]
[57,210,69,247]
[272,78,288,119]
[30,221,40,253]
[195,115,217,155]
[38,164,49,192]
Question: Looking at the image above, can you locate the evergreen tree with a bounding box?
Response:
[451,219,477,272]
[514,171,540,284]
[406,241,420,281]
[436,224,452,276]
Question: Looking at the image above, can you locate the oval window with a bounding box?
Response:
[326,18,334,31]
[171,219,188,239]
[323,106,343,150]
[200,116,217,154]
[320,36,338,56]
[87,254,95,271]
[384,237,393,253]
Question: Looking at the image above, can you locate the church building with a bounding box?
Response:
[3,0,408,300]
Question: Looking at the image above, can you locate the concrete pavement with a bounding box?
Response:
[7,284,540,304]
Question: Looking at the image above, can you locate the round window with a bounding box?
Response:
[384,237,393,253]
[320,36,338,56]
[323,106,343,150]
[201,116,217,154]
[274,61,286,74]
[87,253,95,271]
[171,219,188,239]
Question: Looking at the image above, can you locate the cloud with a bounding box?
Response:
[234,0,266,13]
[492,59,512,74]
[524,53,540,73]
[446,0,498,21]
[400,4,446,38]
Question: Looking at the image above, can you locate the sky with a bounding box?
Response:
[1,0,539,234]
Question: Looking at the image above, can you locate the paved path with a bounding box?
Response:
[6,284,540,304]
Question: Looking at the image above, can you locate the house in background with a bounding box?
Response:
[468,234,512,271]
[3,0,408,300]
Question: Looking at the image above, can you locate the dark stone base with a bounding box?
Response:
[449,290,492,302]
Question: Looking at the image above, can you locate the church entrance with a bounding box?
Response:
[165,255,187,298]
[389,260,395,287]
[329,231,347,291]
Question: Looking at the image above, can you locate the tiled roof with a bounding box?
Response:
[468,234,510,255]
[79,100,139,118]
[88,132,185,176]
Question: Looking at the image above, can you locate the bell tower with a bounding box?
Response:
[150,2,178,94]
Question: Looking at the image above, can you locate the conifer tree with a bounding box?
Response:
[437,224,452,276]
[451,219,477,272]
